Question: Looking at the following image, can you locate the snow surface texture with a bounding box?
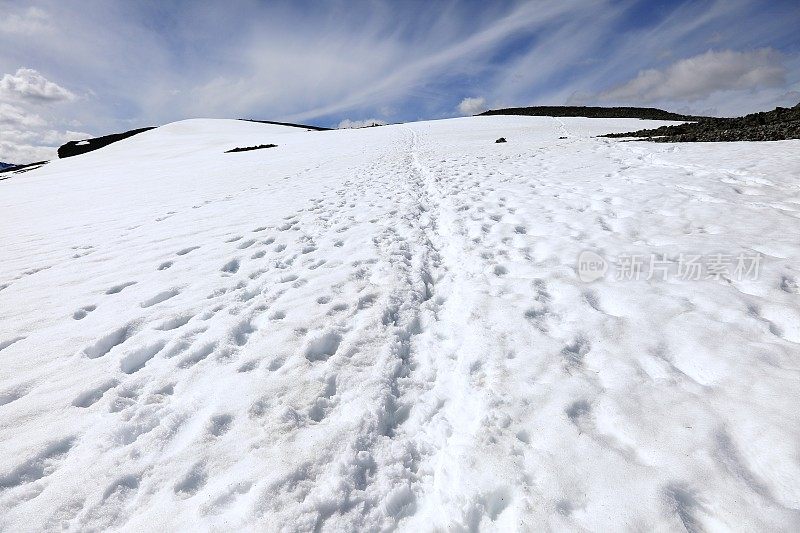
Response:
[1,117,799,531]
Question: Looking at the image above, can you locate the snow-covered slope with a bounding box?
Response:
[1,117,799,531]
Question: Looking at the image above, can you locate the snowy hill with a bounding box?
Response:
[1,116,799,530]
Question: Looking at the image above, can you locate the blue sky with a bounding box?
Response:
[1,0,799,162]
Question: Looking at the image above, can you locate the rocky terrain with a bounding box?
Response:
[225,143,278,153]
[240,119,330,131]
[603,102,800,142]
[0,160,48,177]
[58,127,156,159]
[479,106,705,121]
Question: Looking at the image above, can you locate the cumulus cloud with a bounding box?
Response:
[0,140,56,163]
[0,68,84,162]
[0,128,89,163]
[337,118,386,129]
[457,97,487,116]
[601,48,786,103]
[0,68,76,102]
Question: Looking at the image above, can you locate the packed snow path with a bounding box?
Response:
[1,117,799,531]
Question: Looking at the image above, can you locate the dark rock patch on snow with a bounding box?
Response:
[225,144,278,153]
[58,127,156,159]
[602,102,800,142]
[0,161,48,177]
[239,119,330,131]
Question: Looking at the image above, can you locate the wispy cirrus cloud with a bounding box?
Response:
[0,0,798,162]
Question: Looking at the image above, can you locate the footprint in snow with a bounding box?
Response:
[304,331,342,362]
[208,414,234,437]
[154,313,194,331]
[176,246,201,256]
[237,360,259,372]
[82,322,139,359]
[140,288,181,308]
[73,304,97,320]
[0,437,76,489]
[0,383,31,407]
[72,379,118,407]
[174,462,207,496]
[178,342,217,368]
[105,281,137,295]
[221,259,240,274]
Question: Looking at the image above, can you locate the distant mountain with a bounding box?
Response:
[603,102,800,142]
[478,106,706,121]
[0,162,13,170]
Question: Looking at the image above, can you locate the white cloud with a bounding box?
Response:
[0,127,90,163]
[0,68,85,162]
[600,48,786,103]
[0,7,52,35]
[0,102,47,128]
[0,0,797,159]
[337,118,386,129]
[0,140,53,163]
[0,68,76,102]
[457,97,487,116]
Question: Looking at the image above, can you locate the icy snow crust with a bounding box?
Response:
[1,117,799,531]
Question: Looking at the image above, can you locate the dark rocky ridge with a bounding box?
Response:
[239,119,331,131]
[479,106,706,121]
[602,103,800,142]
[58,127,156,159]
[0,161,48,177]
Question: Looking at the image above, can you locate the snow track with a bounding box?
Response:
[1,117,799,531]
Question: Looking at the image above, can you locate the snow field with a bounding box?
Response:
[1,116,799,531]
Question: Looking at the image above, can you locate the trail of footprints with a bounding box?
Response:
[10,132,778,528]
[1,172,388,523]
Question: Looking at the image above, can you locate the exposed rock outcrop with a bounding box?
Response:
[479,106,705,121]
[58,127,156,159]
[603,103,800,142]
